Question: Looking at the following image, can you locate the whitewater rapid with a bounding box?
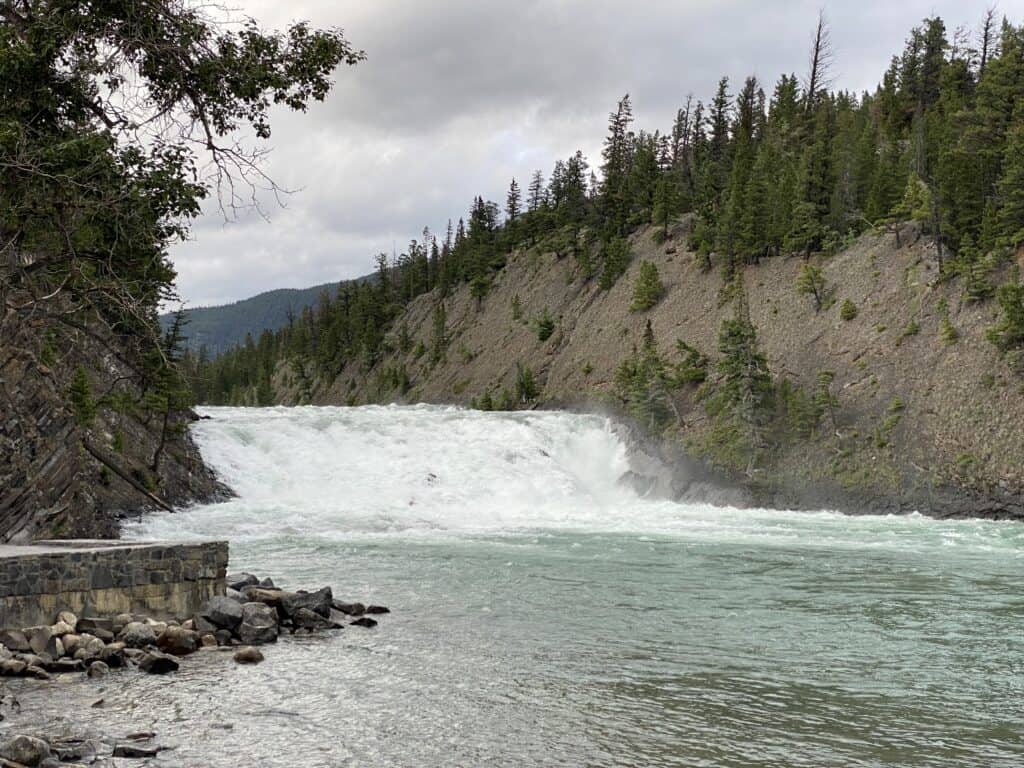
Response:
[130,405,1021,558]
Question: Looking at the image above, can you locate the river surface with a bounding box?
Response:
[13,405,1024,766]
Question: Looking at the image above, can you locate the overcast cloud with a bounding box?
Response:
[170,0,1023,307]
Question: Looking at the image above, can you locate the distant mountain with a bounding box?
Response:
[161,276,371,356]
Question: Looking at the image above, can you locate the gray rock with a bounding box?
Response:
[138,650,179,674]
[332,600,366,616]
[192,614,218,634]
[76,617,113,634]
[23,665,50,680]
[43,658,85,674]
[199,633,218,648]
[90,627,115,643]
[87,660,109,679]
[258,577,276,588]
[291,607,333,630]
[0,734,51,766]
[49,621,75,638]
[199,596,243,631]
[117,622,156,649]
[60,634,84,656]
[281,587,333,619]
[156,627,199,657]
[27,626,61,657]
[0,630,31,653]
[350,617,378,628]
[100,642,126,668]
[365,605,390,614]
[240,586,287,607]
[233,646,264,664]
[0,660,26,677]
[226,572,259,591]
[111,613,134,634]
[225,587,245,602]
[237,602,278,645]
[56,611,78,629]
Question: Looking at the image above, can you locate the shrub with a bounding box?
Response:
[535,308,555,341]
[796,263,829,311]
[987,282,1024,356]
[515,362,539,403]
[839,299,858,321]
[511,294,523,321]
[630,261,665,312]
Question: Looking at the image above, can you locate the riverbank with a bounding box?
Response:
[0,566,389,766]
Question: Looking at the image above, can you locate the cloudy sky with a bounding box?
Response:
[170,0,1022,308]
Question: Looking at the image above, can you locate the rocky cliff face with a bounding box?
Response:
[277,221,1024,520]
[0,321,225,543]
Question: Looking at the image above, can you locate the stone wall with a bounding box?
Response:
[0,540,227,629]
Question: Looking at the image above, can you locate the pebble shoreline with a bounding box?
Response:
[0,571,389,767]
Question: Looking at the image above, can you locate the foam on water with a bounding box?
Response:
[128,405,1023,559]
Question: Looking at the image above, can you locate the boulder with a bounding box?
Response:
[76,617,113,634]
[87,661,110,679]
[199,596,243,631]
[291,608,333,631]
[226,572,259,591]
[43,658,85,675]
[237,602,278,645]
[49,620,75,637]
[192,615,218,634]
[100,642,126,668]
[0,660,26,677]
[350,617,378,628]
[23,665,50,680]
[90,627,115,643]
[0,734,51,767]
[365,605,390,615]
[181,619,195,631]
[225,588,245,602]
[281,587,333,619]
[138,651,179,675]
[56,611,78,629]
[0,630,31,653]
[156,627,200,657]
[199,634,218,648]
[118,622,156,649]
[27,626,61,657]
[145,620,168,637]
[233,646,264,665]
[332,600,366,616]
[258,577,276,589]
[240,587,287,608]
[15,654,45,668]
[60,634,83,656]
[112,613,134,634]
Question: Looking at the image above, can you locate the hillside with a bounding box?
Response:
[268,222,1024,519]
[160,275,372,356]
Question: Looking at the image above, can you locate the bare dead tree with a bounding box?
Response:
[804,10,835,115]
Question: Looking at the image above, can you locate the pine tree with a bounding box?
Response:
[69,366,96,427]
[796,263,828,311]
[506,178,522,223]
[631,261,665,311]
[995,100,1024,248]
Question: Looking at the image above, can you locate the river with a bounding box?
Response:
[14,405,1024,766]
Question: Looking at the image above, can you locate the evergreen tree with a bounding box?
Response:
[506,178,522,223]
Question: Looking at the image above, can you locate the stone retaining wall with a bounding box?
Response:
[0,540,227,629]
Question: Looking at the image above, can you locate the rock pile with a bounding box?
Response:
[0,573,389,682]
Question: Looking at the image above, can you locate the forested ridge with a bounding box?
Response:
[190,11,1024,411]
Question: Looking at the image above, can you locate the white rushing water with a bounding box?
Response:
[130,405,1021,556]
